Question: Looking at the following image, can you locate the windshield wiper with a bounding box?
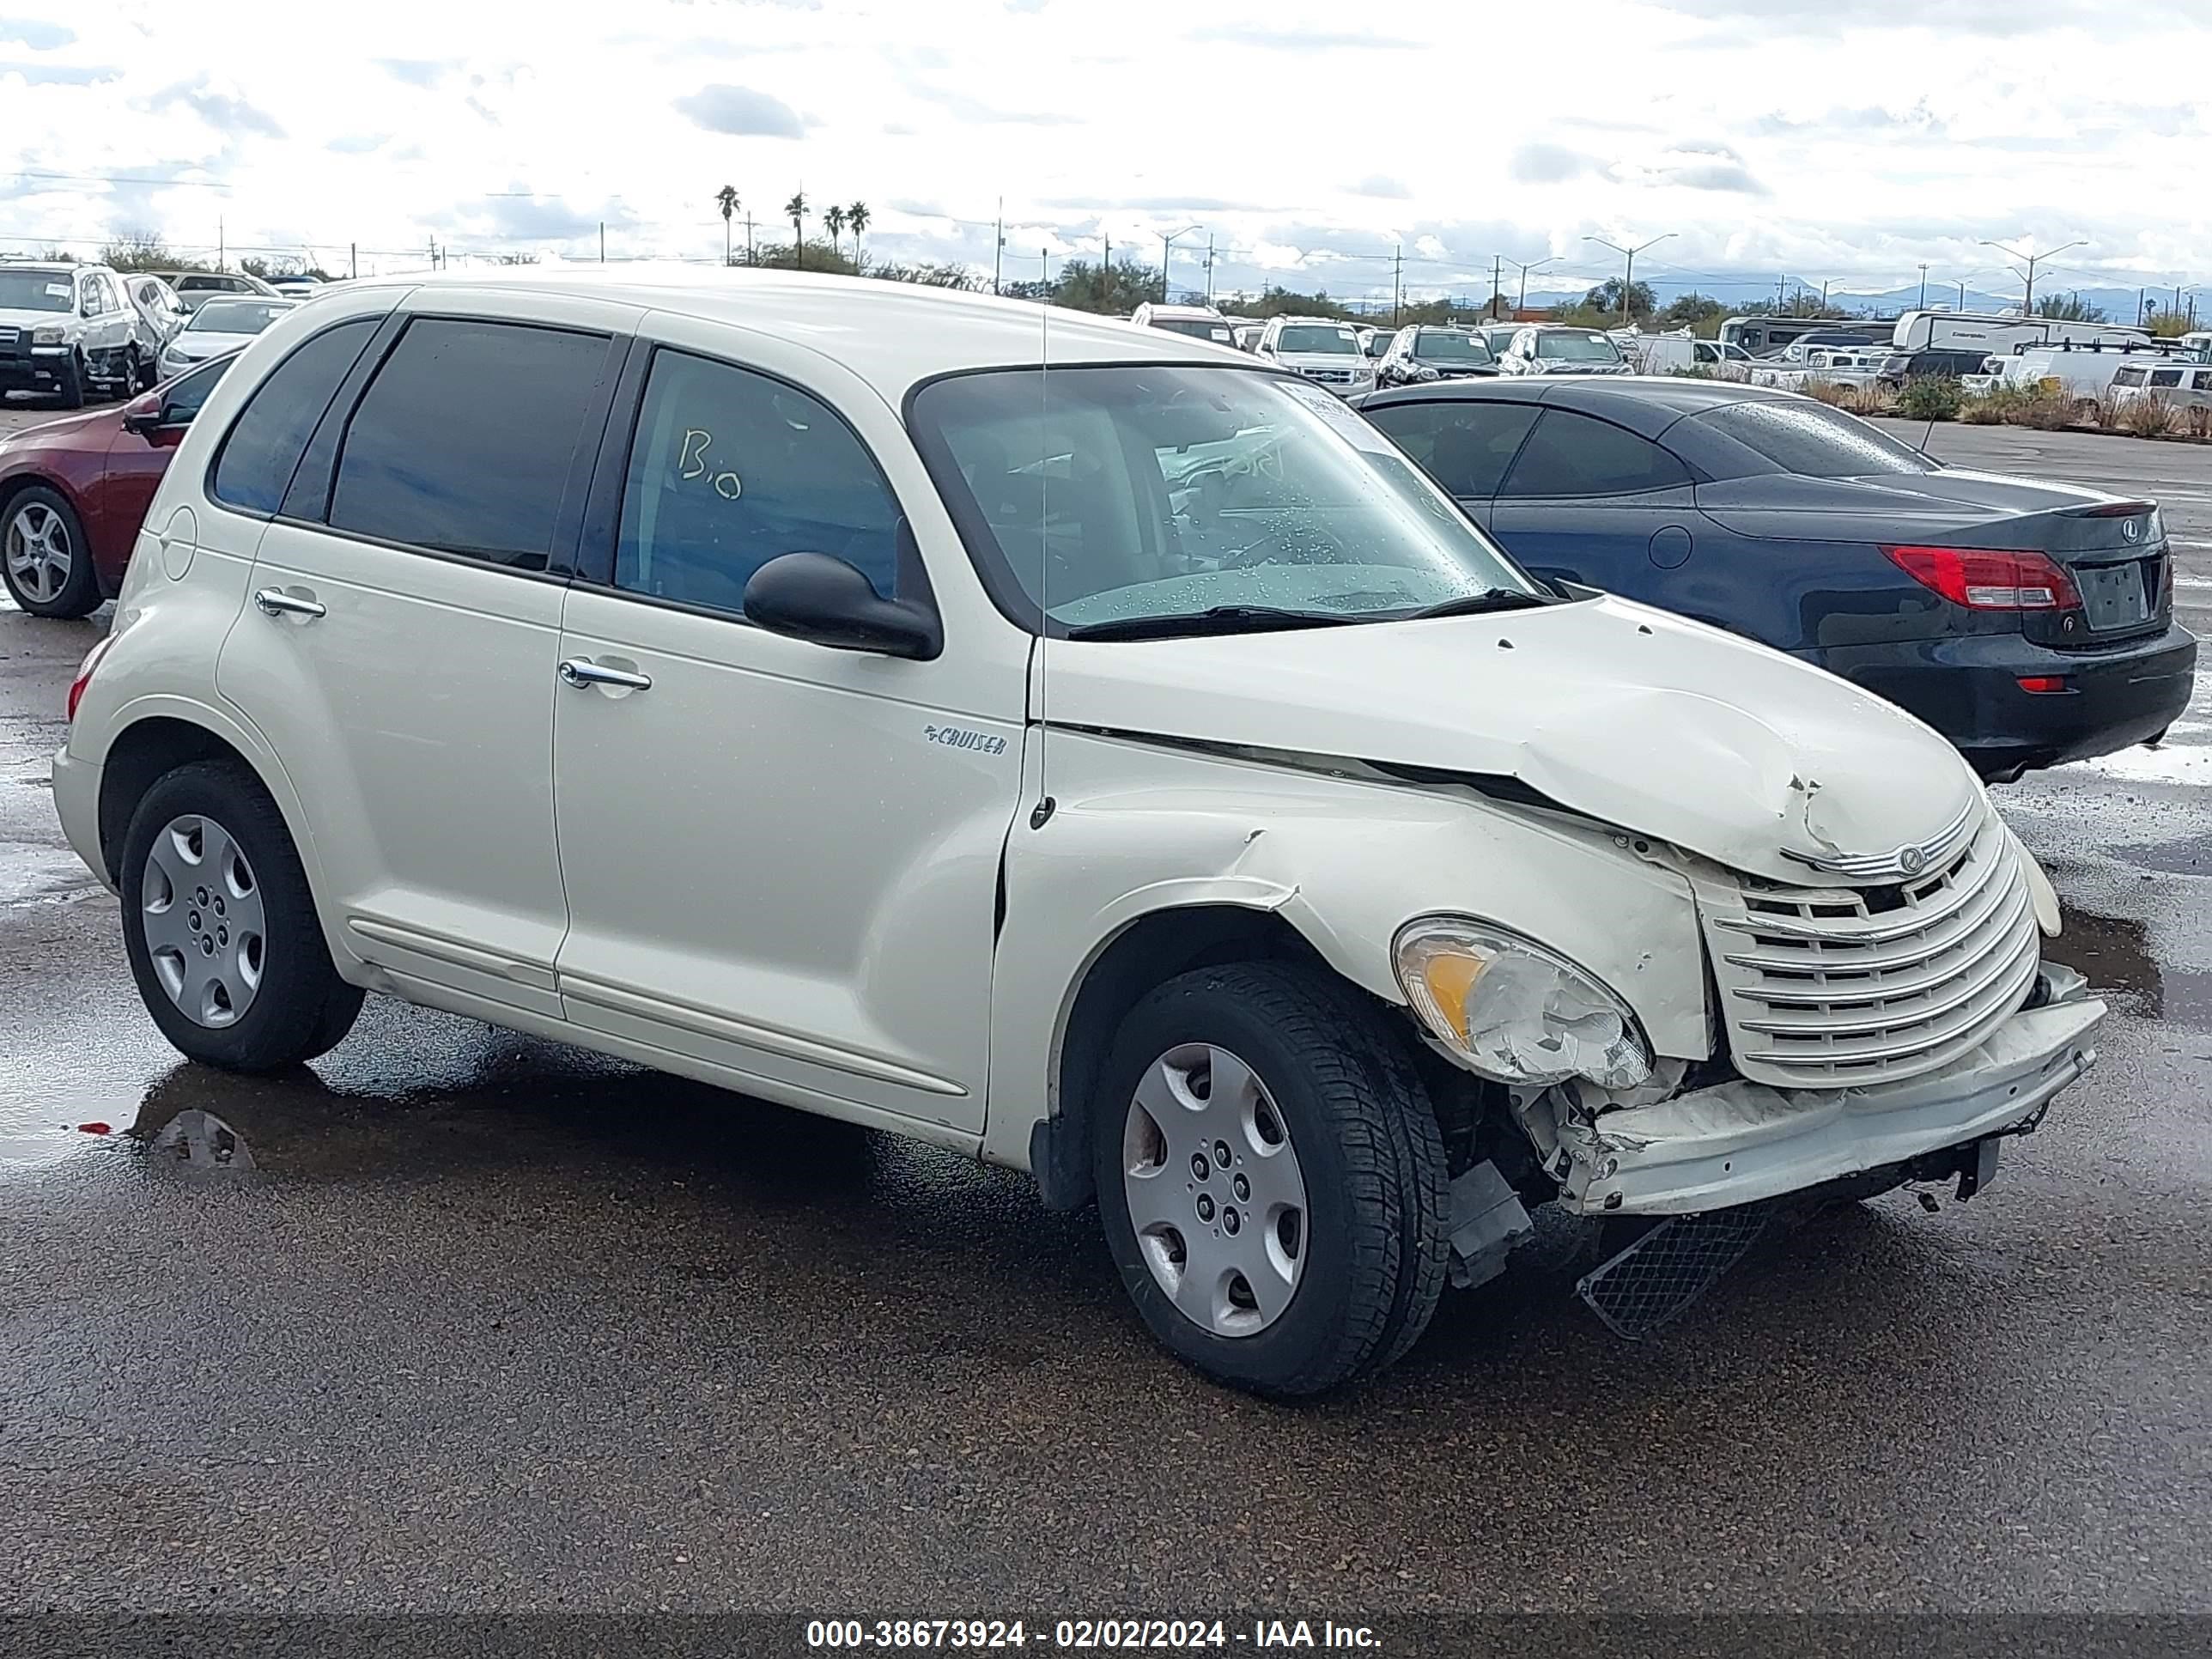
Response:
[1062,605,1366,641]
[1398,589,1556,621]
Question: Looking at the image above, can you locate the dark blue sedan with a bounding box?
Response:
[1352,377,2197,781]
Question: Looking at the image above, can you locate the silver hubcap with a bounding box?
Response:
[1122,1042,1309,1337]
[4,503,72,605]
[141,815,266,1028]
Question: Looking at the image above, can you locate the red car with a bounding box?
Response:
[1,354,235,617]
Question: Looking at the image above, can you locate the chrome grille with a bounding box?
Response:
[1696,809,2040,1086]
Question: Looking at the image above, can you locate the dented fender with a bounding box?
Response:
[980,729,1713,1172]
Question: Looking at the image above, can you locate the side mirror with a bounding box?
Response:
[744,552,941,660]
[121,391,162,436]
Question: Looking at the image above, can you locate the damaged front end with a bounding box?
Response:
[1407,799,2105,1329]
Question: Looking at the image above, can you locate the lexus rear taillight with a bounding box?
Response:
[66,635,114,723]
[1882,545,2081,612]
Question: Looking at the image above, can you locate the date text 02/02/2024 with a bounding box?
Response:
[803,1619,1382,1649]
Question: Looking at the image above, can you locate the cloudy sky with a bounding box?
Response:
[2,0,2207,307]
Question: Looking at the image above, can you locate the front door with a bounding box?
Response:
[550,329,1026,1136]
[218,301,629,1020]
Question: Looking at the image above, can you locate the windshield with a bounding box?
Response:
[910,365,1540,634]
[1534,331,1623,363]
[1413,331,1492,363]
[1687,399,1937,479]
[0,270,74,313]
[1275,325,1356,356]
[187,300,293,334]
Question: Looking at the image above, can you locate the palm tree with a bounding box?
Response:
[847,200,869,270]
[784,191,807,270]
[714,184,738,265]
[823,204,847,264]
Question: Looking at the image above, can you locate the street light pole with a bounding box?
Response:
[1978,237,2086,316]
[1160,223,1202,305]
[1583,233,1674,325]
[1504,255,1557,318]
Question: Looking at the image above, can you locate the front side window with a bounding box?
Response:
[615,349,902,611]
[210,319,380,516]
[1274,325,1356,355]
[2116,367,2147,387]
[911,365,1539,634]
[2149,368,2184,388]
[1364,400,1539,499]
[1498,410,1690,497]
[328,318,606,568]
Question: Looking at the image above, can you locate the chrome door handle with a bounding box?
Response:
[558,658,653,691]
[253,587,325,619]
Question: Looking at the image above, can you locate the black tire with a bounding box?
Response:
[1,485,101,618]
[118,760,364,1073]
[1092,962,1449,1398]
[53,350,84,410]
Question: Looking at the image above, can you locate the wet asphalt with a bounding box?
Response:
[0,404,2207,1616]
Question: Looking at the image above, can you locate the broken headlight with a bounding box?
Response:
[1393,918,1653,1091]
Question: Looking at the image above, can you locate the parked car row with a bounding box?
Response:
[0,258,307,413]
[40,267,2125,1397]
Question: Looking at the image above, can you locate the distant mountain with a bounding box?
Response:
[1517,276,2178,325]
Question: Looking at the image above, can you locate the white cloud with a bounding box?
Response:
[0,0,2202,302]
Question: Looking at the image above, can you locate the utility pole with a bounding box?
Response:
[1979,236,2085,316]
[1777,272,1786,308]
[349,242,357,281]
[1956,279,1966,309]
[743,214,757,264]
[994,198,1004,297]
[2138,287,2148,325]
[1041,246,1049,288]
[1160,224,1202,305]
[1584,233,1674,326]
[1917,264,1929,310]
[1491,254,1503,321]
[218,216,225,270]
[1204,236,1215,306]
[599,222,606,264]
[1392,244,1403,325]
[1819,279,1831,313]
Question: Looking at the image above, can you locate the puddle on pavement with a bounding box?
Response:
[0,1097,131,1174]
[2045,902,2212,1029]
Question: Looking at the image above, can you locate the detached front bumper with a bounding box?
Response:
[1543,966,2103,1216]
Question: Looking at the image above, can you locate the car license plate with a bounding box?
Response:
[2077,561,2150,630]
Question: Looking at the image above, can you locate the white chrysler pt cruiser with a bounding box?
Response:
[54,268,2104,1395]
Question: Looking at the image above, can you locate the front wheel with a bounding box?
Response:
[1093,962,1449,1398]
[119,761,364,1072]
[53,351,84,410]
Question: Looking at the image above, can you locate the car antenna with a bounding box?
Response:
[1030,298,1056,830]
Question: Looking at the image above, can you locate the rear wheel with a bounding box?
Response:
[1094,962,1448,1397]
[2,487,100,618]
[119,761,364,1072]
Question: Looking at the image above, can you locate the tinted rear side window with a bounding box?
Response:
[1364,399,1538,498]
[210,319,379,515]
[1680,400,1936,481]
[329,319,607,569]
[1498,410,1691,497]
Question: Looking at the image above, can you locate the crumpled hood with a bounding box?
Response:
[1050,593,1982,884]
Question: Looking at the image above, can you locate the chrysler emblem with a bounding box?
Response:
[1896,844,1928,876]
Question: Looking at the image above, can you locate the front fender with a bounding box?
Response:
[980,732,1712,1171]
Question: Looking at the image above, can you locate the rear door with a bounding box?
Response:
[1487,408,1699,598]
[216,296,632,1020]
[1358,395,1539,530]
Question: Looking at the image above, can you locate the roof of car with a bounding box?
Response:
[329,264,1242,386]
[1353,374,1805,437]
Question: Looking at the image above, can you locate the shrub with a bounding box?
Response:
[1833,384,1899,418]
[1898,377,1964,421]
[2118,393,2177,438]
